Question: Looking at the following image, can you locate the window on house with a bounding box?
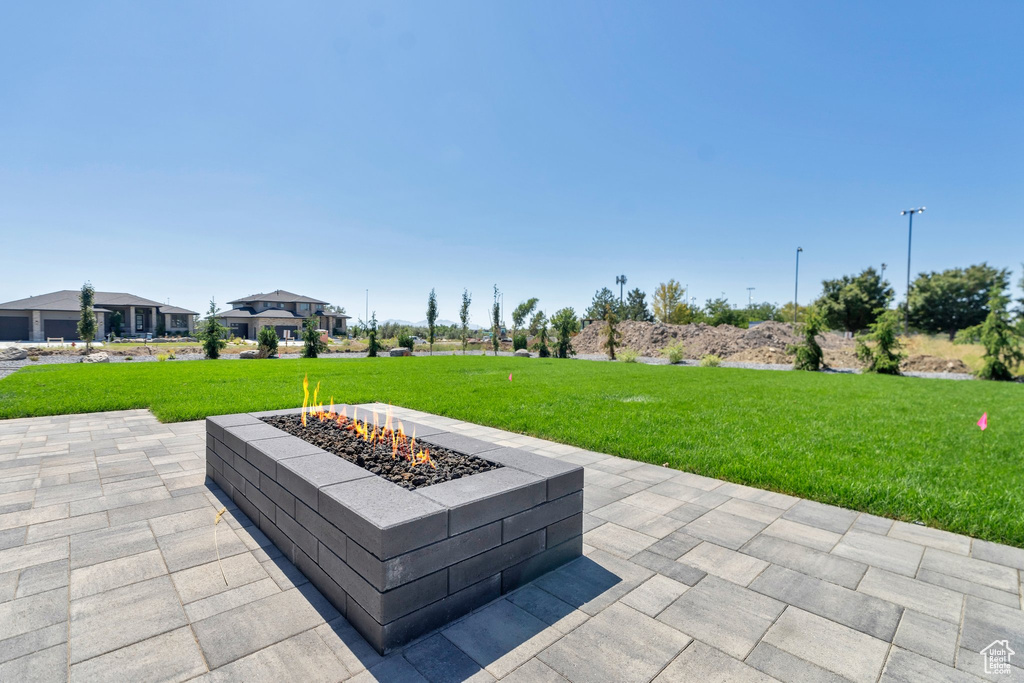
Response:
[170,314,188,328]
[300,303,309,311]
[136,314,144,331]
[278,302,284,308]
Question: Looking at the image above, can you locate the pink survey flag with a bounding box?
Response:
[977,412,988,431]
[508,373,513,382]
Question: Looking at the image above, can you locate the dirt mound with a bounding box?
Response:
[900,355,970,374]
[573,320,852,359]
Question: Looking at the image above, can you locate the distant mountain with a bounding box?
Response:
[384,318,484,330]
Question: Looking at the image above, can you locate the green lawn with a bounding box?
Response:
[2,357,1022,546]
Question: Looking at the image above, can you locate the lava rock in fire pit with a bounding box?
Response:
[388,348,411,357]
[261,414,502,490]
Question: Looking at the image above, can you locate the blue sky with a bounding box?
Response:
[1,1,1021,324]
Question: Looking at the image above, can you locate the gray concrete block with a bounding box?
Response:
[501,535,583,593]
[294,500,347,560]
[630,549,707,586]
[292,547,347,618]
[350,573,501,655]
[546,512,582,548]
[245,435,322,479]
[746,642,847,683]
[231,487,259,525]
[417,432,502,455]
[319,477,448,560]
[279,453,372,512]
[317,543,448,624]
[221,462,245,494]
[892,610,958,667]
[258,474,295,519]
[347,521,501,592]
[741,534,867,589]
[243,479,276,524]
[212,438,235,468]
[276,509,317,562]
[258,514,294,563]
[782,499,858,535]
[477,447,584,500]
[646,530,702,560]
[206,414,262,442]
[418,467,545,535]
[450,530,545,593]
[503,490,583,542]
[222,423,287,459]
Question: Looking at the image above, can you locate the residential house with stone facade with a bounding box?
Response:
[0,290,197,342]
[217,290,349,340]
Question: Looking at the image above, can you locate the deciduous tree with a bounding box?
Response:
[426,288,438,355]
[908,263,1010,339]
[459,289,472,354]
[491,285,501,356]
[816,267,894,333]
[511,298,539,340]
[652,280,685,323]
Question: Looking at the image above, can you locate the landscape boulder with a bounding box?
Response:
[389,348,412,357]
[239,350,259,359]
[514,349,531,358]
[82,352,109,363]
[0,348,28,361]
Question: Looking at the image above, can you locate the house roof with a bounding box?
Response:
[217,307,305,320]
[226,290,329,306]
[0,290,194,314]
[160,305,200,315]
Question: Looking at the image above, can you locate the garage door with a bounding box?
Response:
[0,316,30,341]
[44,319,80,340]
[229,322,249,339]
[275,325,298,339]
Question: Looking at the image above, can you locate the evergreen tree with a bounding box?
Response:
[856,309,904,375]
[550,308,580,359]
[366,312,381,357]
[301,316,327,358]
[704,297,745,327]
[426,288,438,355]
[603,305,620,360]
[198,298,228,359]
[257,326,279,358]
[585,288,618,320]
[790,306,826,371]
[491,285,501,356]
[77,282,97,349]
[621,288,654,322]
[956,289,1023,381]
[459,289,472,354]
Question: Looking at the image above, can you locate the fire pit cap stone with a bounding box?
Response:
[222,423,290,457]
[244,435,323,478]
[206,413,263,441]
[417,467,546,535]
[320,477,448,559]
[388,419,447,439]
[417,432,503,456]
[278,452,373,511]
[472,447,584,501]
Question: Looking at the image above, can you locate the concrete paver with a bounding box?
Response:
[0,406,1022,682]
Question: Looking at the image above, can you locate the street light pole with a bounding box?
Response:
[794,247,803,325]
[615,275,627,306]
[900,208,925,335]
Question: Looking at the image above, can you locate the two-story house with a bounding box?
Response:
[217,290,349,340]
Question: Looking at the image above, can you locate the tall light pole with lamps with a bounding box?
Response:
[900,208,925,334]
[615,275,627,306]
[793,247,803,325]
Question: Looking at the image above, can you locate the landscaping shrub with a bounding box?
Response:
[301,317,327,358]
[157,353,168,362]
[167,351,176,360]
[603,306,620,360]
[28,355,39,362]
[790,306,826,371]
[397,332,414,350]
[662,341,686,364]
[955,289,1023,380]
[124,356,133,361]
[257,326,279,359]
[856,309,905,375]
[198,299,228,360]
[513,333,527,351]
[700,354,722,367]
[619,347,639,363]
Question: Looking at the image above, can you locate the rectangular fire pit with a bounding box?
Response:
[205,406,583,653]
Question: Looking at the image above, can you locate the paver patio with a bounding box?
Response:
[0,406,1021,682]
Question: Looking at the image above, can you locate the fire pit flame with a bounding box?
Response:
[298,375,436,468]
